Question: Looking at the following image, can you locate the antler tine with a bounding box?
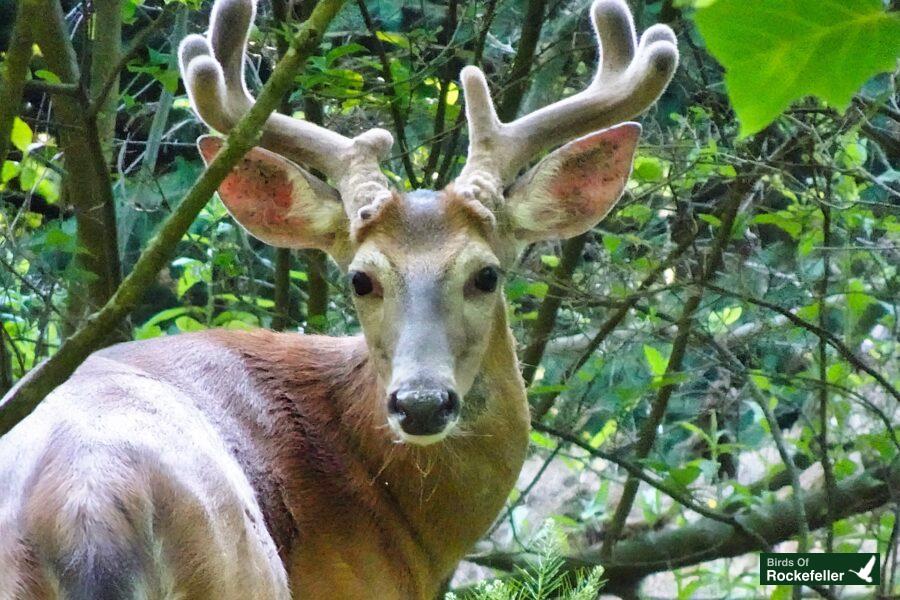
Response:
[179,0,395,223]
[456,0,678,199]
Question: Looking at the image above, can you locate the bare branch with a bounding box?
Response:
[533,422,770,548]
[422,0,459,183]
[530,225,698,421]
[471,461,900,595]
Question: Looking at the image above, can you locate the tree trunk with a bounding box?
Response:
[35,0,121,325]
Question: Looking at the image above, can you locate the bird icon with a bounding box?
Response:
[848,555,876,583]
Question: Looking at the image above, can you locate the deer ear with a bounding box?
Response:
[504,123,640,242]
[198,136,349,254]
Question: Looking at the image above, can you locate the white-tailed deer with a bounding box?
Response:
[0,0,676,597]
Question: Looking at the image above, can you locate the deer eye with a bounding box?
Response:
[350,271,375,296]
[472,266,499,293]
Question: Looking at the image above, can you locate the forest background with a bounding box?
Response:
[0,0,898,597]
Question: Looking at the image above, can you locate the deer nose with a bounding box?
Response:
[388,387,460,437]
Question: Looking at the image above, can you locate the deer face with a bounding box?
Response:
[182,0,677,445]
[348,191,504,443]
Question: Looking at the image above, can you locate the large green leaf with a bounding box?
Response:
[695,0,900,136]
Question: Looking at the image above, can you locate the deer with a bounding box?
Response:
[0,0,676,597]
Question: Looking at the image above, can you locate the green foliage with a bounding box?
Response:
[696,0,900,135]
[0,0,898,596]
[448,529,604,600]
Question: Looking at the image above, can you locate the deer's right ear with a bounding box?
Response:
[199,136,350,256]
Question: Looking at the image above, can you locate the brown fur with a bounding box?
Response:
[0,301,528,599]
[355,189,498,248]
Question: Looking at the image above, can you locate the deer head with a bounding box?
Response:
[179,0,677,445]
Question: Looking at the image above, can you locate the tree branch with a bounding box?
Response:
[422,0,459,184]
[600,177,754,560]
[0,324,13,398]
[0,0,350,435]
[533,422,770,549]
[471,461,900,595]
[21,80,80,96]
[496,0,548,122]
[747,381,811,569]
[355,0,418,187]
[34,0,122,320]
[702,283,900,404]
[817,180,837,557]
[87,3,176,119]
[0,0,35,168]
[434,0,499,187]
[137,7,188,178]
[87,0,123,160]
[530,223,700,421]
[521,233,588,387]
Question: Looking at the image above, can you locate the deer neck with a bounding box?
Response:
[222,303,529,596]
[351,299,530,582]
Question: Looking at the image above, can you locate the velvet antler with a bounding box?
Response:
[178,0,395,224]
[455,0,678,202]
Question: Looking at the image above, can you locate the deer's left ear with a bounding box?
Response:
[504,123,640,242]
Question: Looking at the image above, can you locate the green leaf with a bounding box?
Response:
[845,278,875,319]
[134,323,163,340]
[643,344,669,377]
[696,0,900,136]
[505,278,529,301]
[618,204,653,225]
[669,464,702,487]
[325,43,366,65]
[698,213,721,228]
[34,69,61,84]
[771,585,793,600]
[44,228,71,248]
[717,164,737,178]
[526,281,549,299]
[1,161,20,184]
[796,301,820,322]
[833,457,857,478]
[376,31,410,49]
[540,254,560,268]
[750,372,771,391]
[10,118,32,152]
[588,420,617,449]
[632,155,666,182]
[175,316,206,332]
[121,0,144,24]
[678,421,713,446]
[707,305,742,332]
[530,430,556,449]
[837,136,867,169]
[826,361,851,384]
[140,306,197,328]
[753,212,801,239]
[677,579,704,600]
[602,234,622,254]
